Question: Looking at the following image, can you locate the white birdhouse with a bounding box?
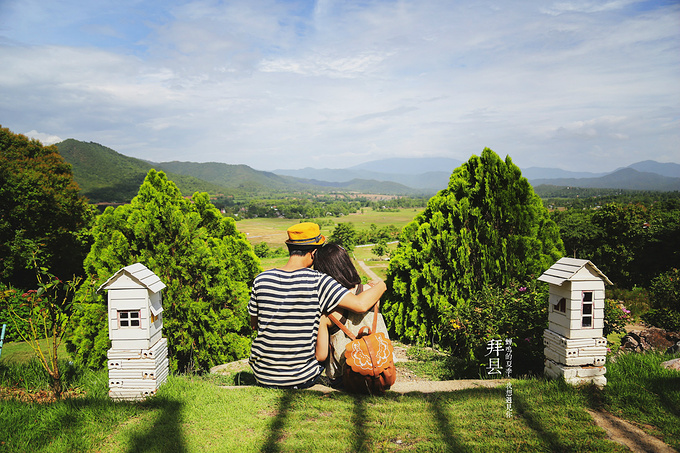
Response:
[99,262,166,350]
[538,257,612,340]
[539,258,612,387]
[99,263,169,400]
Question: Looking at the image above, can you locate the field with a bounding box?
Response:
[237,207,421,276]
[236,207,424,248]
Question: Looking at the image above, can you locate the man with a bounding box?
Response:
[248,222,386,388]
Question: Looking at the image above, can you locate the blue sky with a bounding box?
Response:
[0,0,678,172]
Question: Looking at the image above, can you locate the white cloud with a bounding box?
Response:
[0,0,678,172]
[25,130,62,145]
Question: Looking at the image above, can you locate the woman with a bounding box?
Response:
[314,244,389,388]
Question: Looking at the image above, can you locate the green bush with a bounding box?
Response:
[641,309,680,332]
[67,170,261,373]
[383,149,563,349]
[443,280,549,376]
[0,284,31,343]
[650,268,680,312]
[603,299,631,336]
[606,286,650,318]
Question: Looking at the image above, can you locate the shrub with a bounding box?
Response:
[443,280,549,376]
[383,149,563,348]
[649,268,680,312]
[0,284,31,342]
[603,299,631,336]
[606,286,650,318]
[641,309,680,332]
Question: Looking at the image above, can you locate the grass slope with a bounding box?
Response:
[56,140,229,203]
[2,343,678,452]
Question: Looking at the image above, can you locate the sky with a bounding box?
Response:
[0,0,678,173]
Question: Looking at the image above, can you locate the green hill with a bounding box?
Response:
[56,139,417,203]
[155,161,301,191]
[56,140,229,203]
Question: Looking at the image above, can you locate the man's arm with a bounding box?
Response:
[250,315,258,331]
[336,280,387,313]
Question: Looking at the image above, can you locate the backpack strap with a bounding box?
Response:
[329,312,356,340]
[328,297,380,341]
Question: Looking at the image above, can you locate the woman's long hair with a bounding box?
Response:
[314,244,361,289]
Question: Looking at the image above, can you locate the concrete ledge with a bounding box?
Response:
[220,379,507,394]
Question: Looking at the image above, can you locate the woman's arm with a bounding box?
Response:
[336,280,387,313]
[315,315,331,362]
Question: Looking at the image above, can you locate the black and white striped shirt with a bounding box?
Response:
[248,267,349,387]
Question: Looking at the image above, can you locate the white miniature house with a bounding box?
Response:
[538,257,612,387]
[99,263,169,400]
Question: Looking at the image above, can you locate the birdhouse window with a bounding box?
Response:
[553,297,566,313]
[581,292,593,328]
[119,310,141,328]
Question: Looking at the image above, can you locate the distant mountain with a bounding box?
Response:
[57,140,229,203]
[274,157,461,190]
[155,161,298,191]
[347,157,463,174]
[56,139,418,202]
[530,168,680,191]
[276,157,680,192]
[521,167,608,180]
[625,160,680,178]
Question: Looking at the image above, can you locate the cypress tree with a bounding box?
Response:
[68,170,261,372]
[383,148,563,346]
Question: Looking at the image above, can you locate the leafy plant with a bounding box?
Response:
[641,309,680,332]
[444,280,549,376]
[603,299,630,336]
[0,126,94,289]
[649,268,680,312]
[1,261,93,398]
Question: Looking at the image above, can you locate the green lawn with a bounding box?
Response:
[1,342,678,452]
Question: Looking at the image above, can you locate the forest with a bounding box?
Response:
[1,126,679,385]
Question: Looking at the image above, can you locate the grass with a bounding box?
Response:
[237,207,424,248]
[0,338,69,364]
[1,339,678,452]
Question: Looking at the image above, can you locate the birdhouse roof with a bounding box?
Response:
[537,257,612,286]
[98,263,166,293]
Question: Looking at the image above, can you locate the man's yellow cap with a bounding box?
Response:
[286,222,326,246]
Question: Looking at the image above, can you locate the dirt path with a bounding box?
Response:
[356,259,380,281]
[587,410,677,453]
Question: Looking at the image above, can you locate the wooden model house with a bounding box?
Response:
[538,257,612,387]
[99,263,169,400]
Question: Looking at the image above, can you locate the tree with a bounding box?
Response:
[329,222,357,251]
[0,126,94,289]
[67,170,261,372]
[590,203,650,287]
[550,209,599,259]
[372,239,388,258]
[383,148,564,348]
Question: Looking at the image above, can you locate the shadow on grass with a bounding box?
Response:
[351,394,368,451]
[123,396,186,453]
[261,391,294,453]
[426,393,473,452]
[512,391,569,452]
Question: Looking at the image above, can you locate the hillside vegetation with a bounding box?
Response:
[57,139,420,203]
[57,140,229,202]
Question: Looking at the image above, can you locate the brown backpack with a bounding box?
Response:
[328,302,396,394]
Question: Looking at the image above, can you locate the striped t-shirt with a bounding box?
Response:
[248,267,349,387]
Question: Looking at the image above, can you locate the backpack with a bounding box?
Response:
[328,301,396,394]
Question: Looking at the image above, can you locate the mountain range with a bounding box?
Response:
[55,139,680,203]
[274,158,680,191]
